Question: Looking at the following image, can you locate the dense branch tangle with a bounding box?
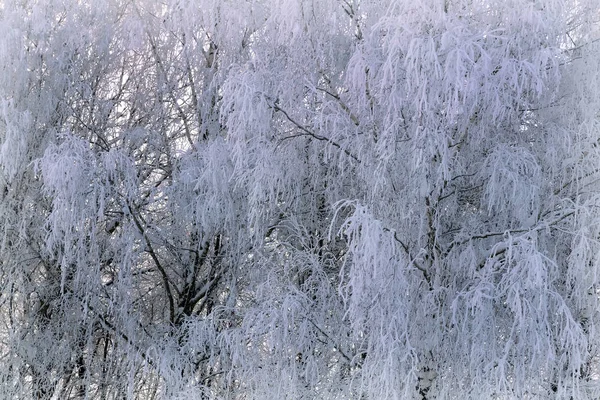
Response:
[2,0,600,399]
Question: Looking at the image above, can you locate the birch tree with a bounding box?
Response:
[1,0,600,399]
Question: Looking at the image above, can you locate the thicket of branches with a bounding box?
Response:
[1,0,600,398]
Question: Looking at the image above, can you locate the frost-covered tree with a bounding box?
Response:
[1,0,600,398]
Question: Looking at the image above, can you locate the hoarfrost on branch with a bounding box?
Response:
[1,0,600,398]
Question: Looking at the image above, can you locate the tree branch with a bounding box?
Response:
[128,202,176,323]
[272,102,361,163]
